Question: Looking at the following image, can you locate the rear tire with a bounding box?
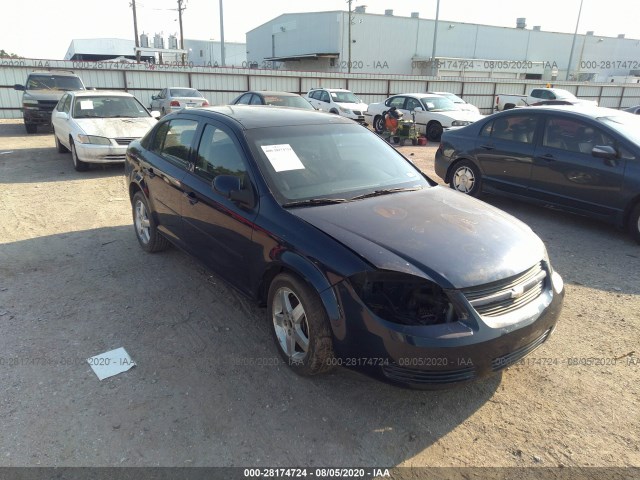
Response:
[373,115,385,134]
[628,203,640,244]
[132,192,170,252]
[268,273,335,376]
[449,160,482,197]
[70,140,89,172]
[25,123,37,134]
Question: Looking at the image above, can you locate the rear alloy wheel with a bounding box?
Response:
[268,273,335,376]
[70,140,89,172]
[450,160,482,197]
[629,203,640,244]
[54,132,69,153]
[426,121,443,142]
[373,115,385,134]
[132,192,169,252]
[25,123,37,134]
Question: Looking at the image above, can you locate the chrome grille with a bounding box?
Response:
[115,137,137,146]
[352,110,362,115]
[461,263,547,317]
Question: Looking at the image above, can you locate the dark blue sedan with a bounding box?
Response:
[125,106,564,388]
[435,105,640,243]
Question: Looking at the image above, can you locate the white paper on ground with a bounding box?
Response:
[261,144,305,172]
[87,347,136,380]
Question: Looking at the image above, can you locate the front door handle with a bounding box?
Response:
[142,167,156,178]
[479,144,494,150]
[183,191,199,205]
[538,153,555,162]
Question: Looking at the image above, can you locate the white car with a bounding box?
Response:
[150,87,209,116]
[428,91,481,114]
[52,91,159,171]
[365,93,483,141]
[305,88,368,124]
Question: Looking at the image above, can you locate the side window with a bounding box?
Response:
[309,91,319,100]
[249,94,263,105]
[479,120,494,137]
[62,95,72,113]
[405,97,422,111]
[56,94,68,112]
[543,117,614,154]
[320,91,330,103]
[150,119,198,167]
[236,93,253,105]
[491,114,538,143]
[530,89,541,99]
[388,96,405,109]
[194,124,249,185]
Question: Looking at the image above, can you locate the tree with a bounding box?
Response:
[0,49,22,58]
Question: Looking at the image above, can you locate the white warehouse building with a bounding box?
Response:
[246,9,640,82]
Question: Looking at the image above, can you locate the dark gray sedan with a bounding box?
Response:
[435,106,640,243]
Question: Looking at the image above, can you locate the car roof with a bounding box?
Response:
[497,105,627,119]
[69,90,135,98]
[28,70,80,77]
[248,91,302,97]
[310,88,350,92]
[167,87,198,90]
[188,105,353,129]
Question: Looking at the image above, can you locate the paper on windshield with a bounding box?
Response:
[80,100,94,110]
[261,144,305,172]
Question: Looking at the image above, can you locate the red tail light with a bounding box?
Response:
[170,100,180,107]
[202,100,209,106]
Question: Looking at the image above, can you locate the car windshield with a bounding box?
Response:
[245,123,430,203]
[443,93,465,104]
[553,89,578,100]
[421,96,457,111]
[27,75,83,91]
[72,96,150,119]
[598,114,640,144]
[262,95,314,110]
[169,88,202,98]
[331,91,360,103]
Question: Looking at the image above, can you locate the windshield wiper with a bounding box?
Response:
[282,198,350,208]
[351,186,424,200]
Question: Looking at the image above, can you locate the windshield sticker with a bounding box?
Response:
[80,100,94,110]
[261,144,305,172]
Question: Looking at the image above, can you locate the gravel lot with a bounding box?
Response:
[0,119,638,472]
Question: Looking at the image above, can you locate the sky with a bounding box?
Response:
[1,0,638,60]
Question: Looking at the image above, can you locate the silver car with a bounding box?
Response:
[150,87,209,116]
[52,91,159,172]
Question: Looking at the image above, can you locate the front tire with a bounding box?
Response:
[268,273,335,376]
[70,140,89,172]
[373,115,385,134]
[132,192,169,252]
[426,121,443,142]
[450,160,482,197]
[54,132,69,153]
[629,203,640,244]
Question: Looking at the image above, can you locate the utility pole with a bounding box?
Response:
[131,0,140,62]
[566,0,584,80]
[219,0,225,67]
[178,0,186,65]
[430,0,440,76]
[347,0,352,74]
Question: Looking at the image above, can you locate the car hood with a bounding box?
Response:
[24,90,66,101]
[290,187,545,289]
[74,117,157,138]
[337,102,367,111]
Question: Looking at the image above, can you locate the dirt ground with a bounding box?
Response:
[0,119,638,473]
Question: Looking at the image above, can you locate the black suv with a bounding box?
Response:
[14,70,85,133]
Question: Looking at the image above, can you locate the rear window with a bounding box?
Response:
[169,88,202,98]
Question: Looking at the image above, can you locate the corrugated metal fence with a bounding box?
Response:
[2,59,640,118]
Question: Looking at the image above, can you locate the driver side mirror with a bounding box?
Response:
[413,107,424,112]
[151,95,158,100]
[592,145,618,166]
[13,84,25,91]
[54,111,69,120]
[213,175,255,207]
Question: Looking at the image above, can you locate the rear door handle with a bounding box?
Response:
[538,153,555,162]
[183,191,199,205]
[479,144,494,150]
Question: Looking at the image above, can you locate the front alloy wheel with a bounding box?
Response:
[268,273,335,376]
[450,160,482,197]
